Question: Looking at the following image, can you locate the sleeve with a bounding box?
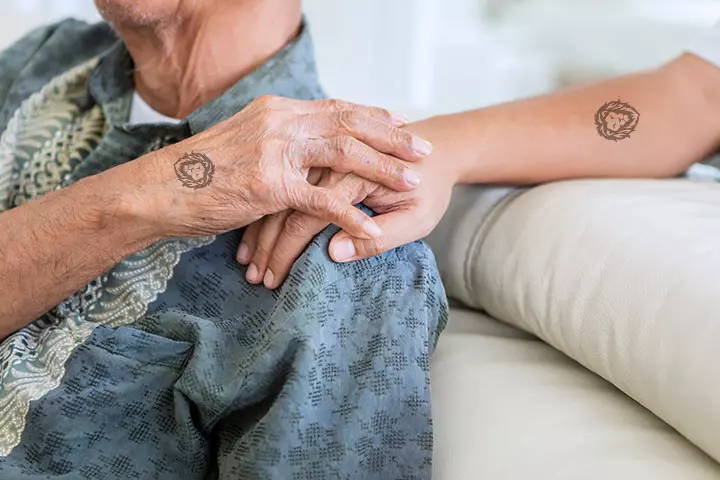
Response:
[0,23,61,114]
[685,19,720,68]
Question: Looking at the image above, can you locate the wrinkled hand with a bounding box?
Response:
[144,95,432,240]
[237,132,457,289]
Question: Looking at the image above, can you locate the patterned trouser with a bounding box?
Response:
[0,220,448,479]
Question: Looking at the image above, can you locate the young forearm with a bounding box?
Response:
[0,156,164,338]
[411,53,720,185]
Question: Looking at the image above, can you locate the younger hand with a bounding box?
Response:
[237,129,458,288]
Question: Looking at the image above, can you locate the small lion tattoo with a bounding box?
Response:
[174,152,215,189]
[594,100,639,141]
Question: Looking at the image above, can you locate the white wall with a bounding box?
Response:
[305,0,720,117]
[1,0,718,119]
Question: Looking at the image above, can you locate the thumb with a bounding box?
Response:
[329,209,422,262]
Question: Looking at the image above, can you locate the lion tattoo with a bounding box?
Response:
[594,100,639,141]
[174,152,215,189]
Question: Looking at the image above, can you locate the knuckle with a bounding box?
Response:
[325,98,349,112]
[265,211,285,225]
[389,127,411,149]
[377,156,400,179]
[241,224,259,244]
[337,110,358,131]
[284,184,307,210]
[253,97,289,131]
[280,138,299,165]
[374,107,393,123]
[296,187,318,210]
[284,214,312,239]
[314,191,338,215]
[337,135,357,156]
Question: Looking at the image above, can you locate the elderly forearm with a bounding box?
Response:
[0,157,165,338]
[408,52,720,185]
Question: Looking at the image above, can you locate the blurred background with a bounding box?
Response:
[1,0,719,119]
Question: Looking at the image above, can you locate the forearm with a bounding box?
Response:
[0,155,165,338]
[409,53,720,184]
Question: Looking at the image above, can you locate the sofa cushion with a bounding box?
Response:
[431,307,720,479]
[428,179,720,464]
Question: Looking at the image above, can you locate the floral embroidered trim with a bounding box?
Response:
[0,57,214,455]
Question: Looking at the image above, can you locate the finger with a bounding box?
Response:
[302,137,420,192]
[247,210,292,286]
[303,112,432,163]
[328,209,433,262]
[292,98,410,127]
[286,182,382,240]
[264,212,330,290]
[333,112,432,162]
[265,174,374,289]
[238,220,262,265]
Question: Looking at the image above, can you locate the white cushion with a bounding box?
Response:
[431,307,720,479]
[429,179,720,464]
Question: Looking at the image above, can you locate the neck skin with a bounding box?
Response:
[115,0,302,119]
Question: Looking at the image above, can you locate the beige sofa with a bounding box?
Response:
[427,178,720,479]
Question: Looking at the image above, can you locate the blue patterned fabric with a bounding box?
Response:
[0,18,448,479]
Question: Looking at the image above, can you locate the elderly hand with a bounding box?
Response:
[138,94,432,240]
[237,124,457,288]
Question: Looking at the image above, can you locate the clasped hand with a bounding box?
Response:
[236,122,458,289]
[147,94,433,242]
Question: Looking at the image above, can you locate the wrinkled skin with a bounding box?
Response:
[141,95,428,240]
[238,120,455,289]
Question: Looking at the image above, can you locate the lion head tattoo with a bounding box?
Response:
[174,152,215,189]
[594,100,639,141]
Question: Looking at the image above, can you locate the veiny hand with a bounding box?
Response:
[237,123,458,288]
[140,94,433,240]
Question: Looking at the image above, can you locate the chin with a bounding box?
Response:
[94,0,181,28]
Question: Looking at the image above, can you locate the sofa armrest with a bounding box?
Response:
[428,178,720,462]
[425,184,525,306]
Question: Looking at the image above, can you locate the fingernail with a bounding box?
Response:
[332,238,356,262]
[404,169,421,187]
[246,263,259,283]
[362,221,383,238]
[237,243,250,264]
[412,136,433,156]
[263,269,275,289]
[390,111,410,126]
